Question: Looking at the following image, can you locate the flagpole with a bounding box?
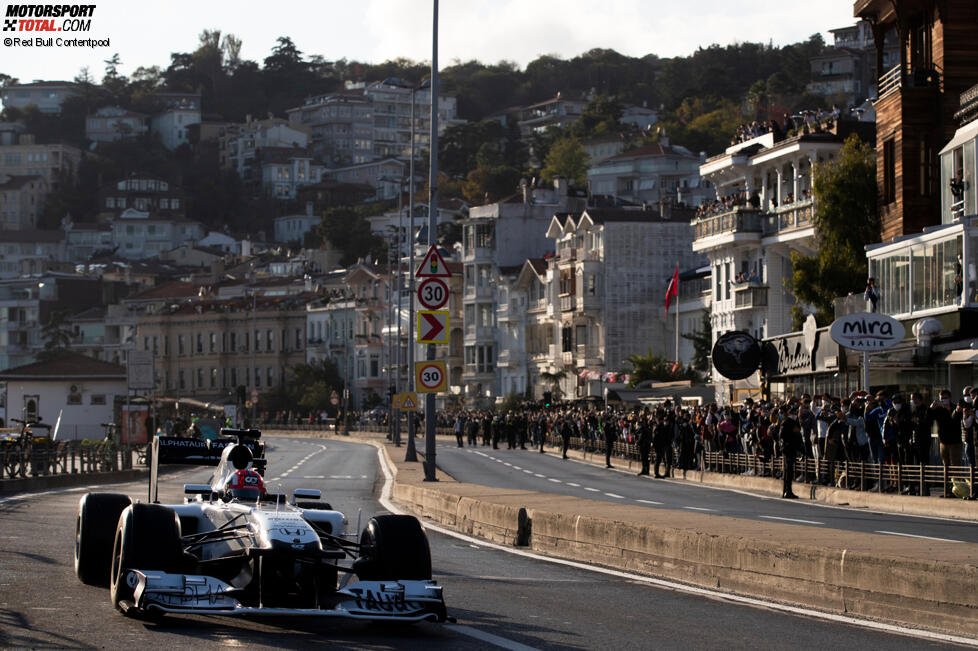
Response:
[675,261,680,365]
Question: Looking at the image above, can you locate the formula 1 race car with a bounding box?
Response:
[73,429,446,622]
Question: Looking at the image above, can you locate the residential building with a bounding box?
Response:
[306,295,357,404]
[99,177,186,219]
[695,122,870,402]
[0,174,48,229]
[150,94,201,150]
[221,117,311,181]
[0,273,105,371]
[807,21,898,104]
[275,204,321,245]
[62,221,113,262]
[620,104,659,131]
[127,284,313,402]
[109,210,206,260]
[461,179,587,402]
[495,263,532,399]
[517,94,588,138]
[0,229,64,279]
[85,106,149,143]
[67,305,129,364]
[511,259,553,401]
[675,266,712,369]
[0,135,82,190]
[344,265,390,407]
[329,158,406,202]
[855,0,978,241]
[586,140,711,207]
[259,146,324,200]
[0,81,78,114]
[582,135,627,166]
[543,205,704,400]
[0,353,126,439]
[287,89,375,166]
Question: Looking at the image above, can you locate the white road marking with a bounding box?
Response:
[637,499,663,505]
[584,487,599,492]
[450,623,540,651]
[512,466,522,471]
[683,506,716,512]
[534,473,545,478]
[604,493,625,499]
[760,515,825,525]
[875,531,963,543]
[503,462,512,467]
[566,482,580,487]
[548,478,562,484]
[369,442,978,649]
[523,469,533,474]
[303,475,326,479]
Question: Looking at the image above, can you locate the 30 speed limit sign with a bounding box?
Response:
[417,277,449,310]
[415,360,448,393]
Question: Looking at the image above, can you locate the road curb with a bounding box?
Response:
[0,468,149,494]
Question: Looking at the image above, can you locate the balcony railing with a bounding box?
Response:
[878,63,943,100]
[762,199,814,236]
[692,207,762,240]
[733,285,768,310]
[560,294,575,312]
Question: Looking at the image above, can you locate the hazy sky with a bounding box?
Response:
[2,1,859,83]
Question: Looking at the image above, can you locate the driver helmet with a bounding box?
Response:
[226,468,264,501]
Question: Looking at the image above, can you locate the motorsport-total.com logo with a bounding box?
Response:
[3,3,109,48]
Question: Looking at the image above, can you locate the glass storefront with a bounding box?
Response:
[870,231,964,316]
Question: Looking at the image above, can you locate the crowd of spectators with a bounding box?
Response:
[731,106,844,147]
[444,385,978,499]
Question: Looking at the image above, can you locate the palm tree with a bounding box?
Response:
[538,369,568,400]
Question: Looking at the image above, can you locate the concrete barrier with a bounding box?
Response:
[0,468,149,494]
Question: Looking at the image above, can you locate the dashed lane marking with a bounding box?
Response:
[566,482,580,487]
[637,499,663,505]
[584,487,600,492]
[684,506,716,512]
[605,493,625,499]
[548,478,562,483]
[761,515,825,525]
[875,530,963,543]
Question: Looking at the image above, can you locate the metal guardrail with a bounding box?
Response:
[0,438,144,480]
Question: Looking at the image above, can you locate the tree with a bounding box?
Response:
[37,310,74,361]
[790,134,878,327]
[461,164,521,204]
[624,350,701,385]
[681,308,712,373]
[540,136,589,186]
[315,207,386,266]
[538,370,568,400]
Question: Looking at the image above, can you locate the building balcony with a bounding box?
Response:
[463,285,494,300]
[576,293,601,313]
[762,199,814,237]
[559,294,575,312]
[692,207,762,251]
[575,344,602,367]
[4,319,37,331]
[496,349,524,367]
[732,285,768,311]
[462,246,494,263]
[560,350,574,366]
[877,63,943,101]
[464,324,495,341]
[557,247,577,263]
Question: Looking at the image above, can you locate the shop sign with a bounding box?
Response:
[829,312,905,350]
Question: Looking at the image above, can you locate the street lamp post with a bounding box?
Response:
[423,0,439,482]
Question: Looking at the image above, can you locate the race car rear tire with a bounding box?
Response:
[75,493,133,586]
[355,514,432,581]
[109,503,183,612]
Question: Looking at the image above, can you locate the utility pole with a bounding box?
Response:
[423,0,439,482]
[405,83,420,462]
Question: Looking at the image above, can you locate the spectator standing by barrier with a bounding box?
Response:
[929,389,959,469]
[560,414,573,459]
[637,412,653,475]
[780,406,803,499]
[654,409,674,478]
[603,411,618,468]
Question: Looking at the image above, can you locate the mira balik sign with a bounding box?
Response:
[829,312,905,350]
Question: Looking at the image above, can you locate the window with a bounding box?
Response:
[196,367,204,388]
[230,367,237,386]
[295,328,302,350]
[210,367,217,388]
[370,356,379,377]
[230,332,237,351]
[255,367,261,388]
[883,138,896,204]
[67,391,82,405]
[91,394,106,405]
[267,367,274,386]
[209,332,216,353]
[178,334,186,355]
[561,326,573,352]
[255,329,261,352]
[179,370,186,390]
[267,329,274,351]
[196,333,203,354]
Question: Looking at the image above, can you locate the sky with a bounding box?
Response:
[1,0,859,83]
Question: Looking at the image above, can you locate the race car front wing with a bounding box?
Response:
[126,570,447,622]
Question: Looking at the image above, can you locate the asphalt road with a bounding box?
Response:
[429,440,978,543]
[0,436,967,649]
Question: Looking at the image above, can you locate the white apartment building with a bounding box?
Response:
[0,135,81,191]
[287,90,375,166]
[695,126,860,402]
[0,174,47,230]
[0,229,63,279]
[85,106,149,143]
[109,209,206,259]
[306,297,357,404]
[222,117,311,181]
[587,140,711,207]
[259,147,324,200]
[0,81,78,114]
[461,179,587,402]
[151,100,201,151]
[544,206,704,399]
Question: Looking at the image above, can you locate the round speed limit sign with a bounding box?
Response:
[417,277,449,310]
[416,361,447,393]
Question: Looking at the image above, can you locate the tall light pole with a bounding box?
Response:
[423,0,439,481]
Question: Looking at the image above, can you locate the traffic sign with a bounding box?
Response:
[417,277,449,310]
[399,392,419,411]
[392,393,403,409]
[250,388,259,402]
[415,245,451,278]
[415,361,448,393]
[417,310,449,344]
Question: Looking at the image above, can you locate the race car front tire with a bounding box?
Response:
[354,514,432,581]
[109,503,183,612]
[75,492,133,586]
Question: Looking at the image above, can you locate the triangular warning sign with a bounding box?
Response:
[402,395,416,409]
[415,245,452,278]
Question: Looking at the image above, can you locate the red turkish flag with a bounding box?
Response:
[664,264,679,316]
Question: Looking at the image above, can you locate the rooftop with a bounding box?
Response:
[0,353,125,380]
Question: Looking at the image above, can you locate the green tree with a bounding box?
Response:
[315,206,386,266]
[540,136,589,186]
[625,350,701,385]
[37,310,74,361]
[538,370,568,400]
[790,134,878,327]
[461,164,522,204]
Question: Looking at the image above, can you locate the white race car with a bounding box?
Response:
[73,428,447,622]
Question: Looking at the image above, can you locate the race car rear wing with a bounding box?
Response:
[148,430,266,503]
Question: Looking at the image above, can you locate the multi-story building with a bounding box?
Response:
[99,177,186,219]
[461,179,587,401]
[0,133,81,191]
[62,221,113,263]
[85,106,149,143]
[221,117,311,180]
[306,295,357,403]
[127,283,313,401]
[150,94,201,151]
[344,265,391,408]
[586,140,711,207]
[510,259,553,401]
[287,80,462,166]
[329,158,406,202]
[109,210,206,260]
[695,122,870,401]
[517,94,588,138]
[544,205,704,399]
[0,174,48,230]
[0,229,63,279]
[855,0,978,241]
[675,266,712,370]
[0,81,78,114]
[259,147,324,200]
[807,21,898,105]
